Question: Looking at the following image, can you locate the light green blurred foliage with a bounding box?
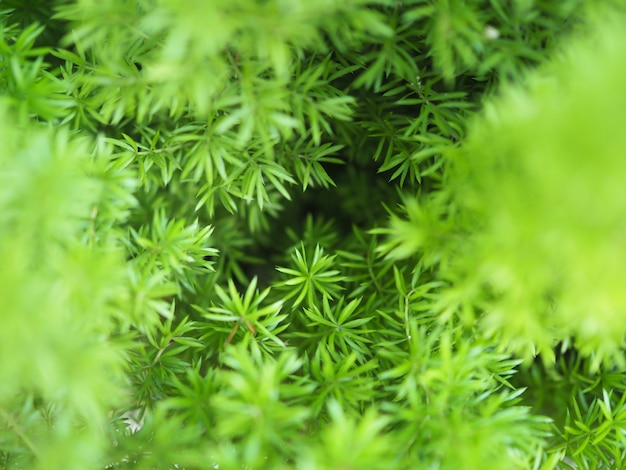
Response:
[380,9,626,367]
[2,0,626,469]
[0,101,130,468]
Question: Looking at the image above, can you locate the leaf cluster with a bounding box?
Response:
[1,1,626,469]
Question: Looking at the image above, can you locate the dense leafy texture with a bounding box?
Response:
[1,1,626,469]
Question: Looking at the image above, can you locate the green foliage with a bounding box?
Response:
[276,244,346,308]
[2,0,626,469]
[378,6,626,367]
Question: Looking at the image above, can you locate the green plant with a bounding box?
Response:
[1,1,626,469]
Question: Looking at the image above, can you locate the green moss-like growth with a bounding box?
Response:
[1,1,626,469]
